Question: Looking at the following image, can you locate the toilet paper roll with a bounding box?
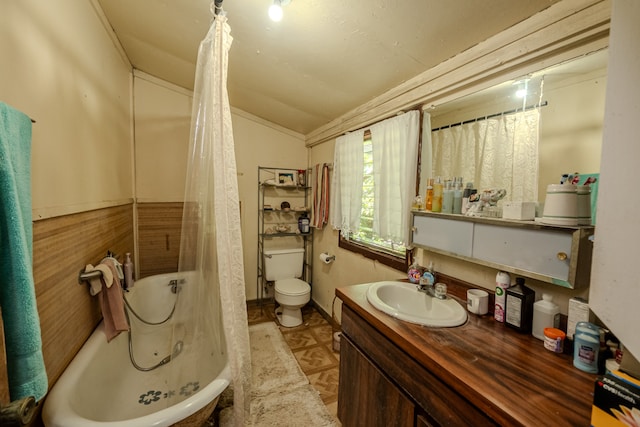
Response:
[319,253,334,264]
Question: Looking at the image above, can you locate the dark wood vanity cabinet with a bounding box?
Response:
[338,305,496,427]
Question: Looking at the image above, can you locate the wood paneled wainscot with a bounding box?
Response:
[337,283,596,427]
[411,212,594,289]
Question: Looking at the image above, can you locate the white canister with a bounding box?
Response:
[542,184,578,226]
[576,185,592,225]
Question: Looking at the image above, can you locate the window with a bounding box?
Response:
[338,132,410,271]
[331,111,421,272]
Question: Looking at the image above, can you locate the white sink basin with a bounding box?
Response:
[366,281,468,327]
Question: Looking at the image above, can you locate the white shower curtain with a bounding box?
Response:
[431,109,539,202]
[176,11,250,426]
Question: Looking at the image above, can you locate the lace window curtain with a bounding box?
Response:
[329,129,365,233]
[330,111,420,246]
[370,111,421,244]
[431,109,539,202]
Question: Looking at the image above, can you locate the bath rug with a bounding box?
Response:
[218,322,337,426]
[219,384,337,427]
[248,321,308,397]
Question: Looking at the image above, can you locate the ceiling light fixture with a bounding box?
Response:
[268,0,290,22]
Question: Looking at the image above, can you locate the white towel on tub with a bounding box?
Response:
[84,263,114,296]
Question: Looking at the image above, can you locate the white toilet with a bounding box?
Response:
[263,248,311,327]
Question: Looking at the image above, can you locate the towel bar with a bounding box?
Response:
[78,269,102,284]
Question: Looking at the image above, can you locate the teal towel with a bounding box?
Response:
[0,102,48,401]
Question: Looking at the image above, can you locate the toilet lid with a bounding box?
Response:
[275,278,310,296]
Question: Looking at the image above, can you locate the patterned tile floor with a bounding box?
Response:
[247,302,341,423]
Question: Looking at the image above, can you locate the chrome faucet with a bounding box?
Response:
[416,282,447,300]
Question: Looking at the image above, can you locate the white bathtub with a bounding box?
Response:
[43,272,230,427]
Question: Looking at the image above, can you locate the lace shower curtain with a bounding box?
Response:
[431,109,539,202]
[175,12,250,425]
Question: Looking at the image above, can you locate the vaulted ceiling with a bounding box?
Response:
[97,0,561,135]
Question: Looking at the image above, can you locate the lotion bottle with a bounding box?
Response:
[432,176,443,212]
[425,178,434,211]
[442,180,453,213]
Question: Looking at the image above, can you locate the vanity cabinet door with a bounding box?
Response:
[338,335,415,427]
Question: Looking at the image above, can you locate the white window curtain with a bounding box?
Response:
[370,111,421,245]
[330,129,365,233]
[431,109,539,202]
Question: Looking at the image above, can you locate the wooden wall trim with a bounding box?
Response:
[0,204,135,403]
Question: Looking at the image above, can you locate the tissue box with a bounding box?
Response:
[502,201,536,220]
[591,370,640,426]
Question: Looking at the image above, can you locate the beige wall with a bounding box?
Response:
[0,0,133,219]
[0,0,135,410]
[133,74,307,300]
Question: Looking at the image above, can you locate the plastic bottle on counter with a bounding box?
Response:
[494,271,511,322]
[532,293,560,340]
[124,252,134,289]
[505,277,535,333]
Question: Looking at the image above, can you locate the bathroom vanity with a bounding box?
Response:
[336,284,595,426]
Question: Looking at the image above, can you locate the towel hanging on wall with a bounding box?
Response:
[311,163,330,229]
[0,101,48,401]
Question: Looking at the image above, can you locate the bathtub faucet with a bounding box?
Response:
[168,279,185,294]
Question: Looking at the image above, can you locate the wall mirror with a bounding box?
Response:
[421,48,608,205]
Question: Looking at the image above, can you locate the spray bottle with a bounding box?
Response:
[494,271,511,322]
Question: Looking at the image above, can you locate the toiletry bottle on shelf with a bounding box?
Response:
[505,277,535,333]
[432,176,443,212]
[532,293,560,340]
[461,182,473,214]
[298,213,310,234]
[494,271,511,322]
[124,252,134,289]
[425,178,434,211]
[453,178,463,214]
[442,180,453,213]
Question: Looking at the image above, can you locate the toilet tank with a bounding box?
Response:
[263,248,305,281]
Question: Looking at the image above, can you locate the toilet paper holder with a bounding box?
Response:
[319,253,335,264]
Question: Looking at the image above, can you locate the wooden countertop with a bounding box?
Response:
[337,283,597,426]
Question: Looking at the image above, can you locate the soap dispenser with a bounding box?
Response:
[123,252,134,289]
[505,277,535,333]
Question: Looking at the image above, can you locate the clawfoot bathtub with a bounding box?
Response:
[43,272,230,427]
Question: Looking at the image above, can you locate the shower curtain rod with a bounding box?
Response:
[431,101,547,132]
[213,0,223,14]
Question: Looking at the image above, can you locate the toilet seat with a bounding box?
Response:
[275,278,310,296]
